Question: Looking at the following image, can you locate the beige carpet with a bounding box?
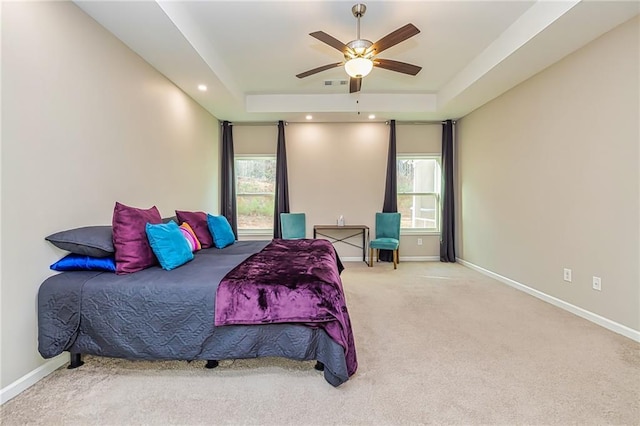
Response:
[2,261,639,425]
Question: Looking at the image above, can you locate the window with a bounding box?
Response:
[397,155,441,232]
[235,156,276,232]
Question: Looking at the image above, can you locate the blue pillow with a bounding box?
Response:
[50,254,116,272]
[145,221,194,271]
[207,214,236,249]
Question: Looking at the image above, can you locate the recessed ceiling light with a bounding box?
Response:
[368,114,376,119]
[305,115,313,120]
[197,84,207,91]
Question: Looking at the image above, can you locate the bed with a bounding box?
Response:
[38,238,357,387]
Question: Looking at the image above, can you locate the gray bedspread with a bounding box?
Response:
[38,241,350,386]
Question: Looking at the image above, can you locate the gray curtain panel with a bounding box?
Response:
[221,121,238,239]
[273,121,290,238]
[380,119,398,262]
[440,119,456,262]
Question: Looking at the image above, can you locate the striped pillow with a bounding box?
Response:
[179,222,202,252]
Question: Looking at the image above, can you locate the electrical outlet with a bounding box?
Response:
[417,238,423,246]
[563,268,572,282]
[592,276,601,291]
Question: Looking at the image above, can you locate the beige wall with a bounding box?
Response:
[233,122,442,259]
[1,1,219,388]
[456,16,639,331]
[234,125,278,156]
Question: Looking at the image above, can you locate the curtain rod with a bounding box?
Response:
[394,120,456,125]
[220,121,279,126]
[222,120,456,126]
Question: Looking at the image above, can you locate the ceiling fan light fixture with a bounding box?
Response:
[347,38,373,56]
[345,57,373,78]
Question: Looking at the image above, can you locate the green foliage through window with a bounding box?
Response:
[397,157,441,230]
[235,157,276,230]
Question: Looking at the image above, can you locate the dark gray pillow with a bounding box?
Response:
[162,216,177,224]
[45,226,114,258]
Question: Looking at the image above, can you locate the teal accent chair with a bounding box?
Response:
[280,213,306,239]
[369,212,401,269]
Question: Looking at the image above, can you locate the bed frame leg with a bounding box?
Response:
[68,353,84,369]
[205,360,219,369]
[314,361,324,371]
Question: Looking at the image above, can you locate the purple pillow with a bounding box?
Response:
[175,210,214,249]
[112,202,162,274]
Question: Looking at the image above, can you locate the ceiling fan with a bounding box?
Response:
[296,3,422,94]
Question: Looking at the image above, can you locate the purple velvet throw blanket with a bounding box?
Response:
[215,239,357,377]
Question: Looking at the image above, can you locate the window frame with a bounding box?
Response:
[397,153,442,235]
[234,154,277,235]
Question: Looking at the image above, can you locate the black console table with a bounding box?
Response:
[313,225,370,263]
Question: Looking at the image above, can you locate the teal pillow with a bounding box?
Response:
[206,214,236,249]
[145,221,194,271]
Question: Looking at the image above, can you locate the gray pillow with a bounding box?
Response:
[162,216,177,224]
[45,226,114,258]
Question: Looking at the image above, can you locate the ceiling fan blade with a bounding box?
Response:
[374,59,422,76]
[349,77,362,93]
[296,62,343,79]
[369,23,420,55]
[309,31,350,53]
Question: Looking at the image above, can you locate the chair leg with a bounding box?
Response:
[369,247,373,267]
[393,249,398,269]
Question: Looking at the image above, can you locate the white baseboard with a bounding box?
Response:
[341,257,369,262]
[402,256,440,262]
[1,355,67,405]
[457,258,640,343]
[342,256,440,262]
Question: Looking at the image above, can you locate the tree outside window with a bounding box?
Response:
[235,156,276,231]
[397,156,441,231]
